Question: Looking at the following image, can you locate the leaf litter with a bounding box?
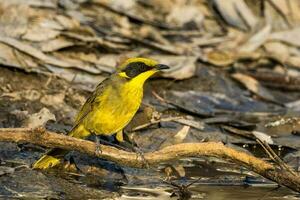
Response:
[0,0,300,199]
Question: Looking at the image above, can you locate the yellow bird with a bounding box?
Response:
[33,57,169,169]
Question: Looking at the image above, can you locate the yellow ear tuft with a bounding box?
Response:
[118,72,130,78]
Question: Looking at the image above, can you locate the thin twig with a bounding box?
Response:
[257,139,298,177]
[264,141,298,176]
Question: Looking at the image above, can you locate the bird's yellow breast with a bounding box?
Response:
[84,82,143,135]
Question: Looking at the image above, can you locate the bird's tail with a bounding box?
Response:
[32,124,90,170]
[32,148,67,169]
[32,154,60,169]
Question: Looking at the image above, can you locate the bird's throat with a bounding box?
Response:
[129,70,157,87]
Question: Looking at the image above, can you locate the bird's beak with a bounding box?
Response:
[155,64,170,71]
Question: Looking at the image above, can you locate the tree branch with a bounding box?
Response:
[0,128,299,192]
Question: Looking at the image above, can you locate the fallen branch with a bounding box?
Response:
[0,128,299,192]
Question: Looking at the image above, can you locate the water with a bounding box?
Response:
[120,185,300,200]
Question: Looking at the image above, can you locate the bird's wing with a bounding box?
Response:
[73,78,110,126]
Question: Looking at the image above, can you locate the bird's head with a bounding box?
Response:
[116,58,169,84]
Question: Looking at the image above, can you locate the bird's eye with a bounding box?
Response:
[122,62,152,78]
[126,67,138,77]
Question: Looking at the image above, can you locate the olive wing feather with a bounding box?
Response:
[74,78,110,126]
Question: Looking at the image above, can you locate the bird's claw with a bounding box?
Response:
[133,146,149,168]
[95,137,102,156]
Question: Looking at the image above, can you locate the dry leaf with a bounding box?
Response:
[23,107,56,128]
[55,15,80,29]
[252,131,274,144]
[173,125,190,143]
[108,0,136,11]
[40,37,75,52]
[0,43,25,69]
[22,27,60,42]
[45,65,106,88]
[0,3,29,37]
[0,36,77,68]
[212,0,258,30]
[206,50,235,67]
[239,24,272,53]
[264,42,290,62]
[269,27,300,47]
[152,56,197,80]
[166,5,204,28]
[232,73,277,103]
[160,125,190,149]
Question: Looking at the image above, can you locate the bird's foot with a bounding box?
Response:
[95,136,102,156]
[133,146,149,168]
[119,135,149,168]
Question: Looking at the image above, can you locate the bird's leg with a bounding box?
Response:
[94,132,128,152]
[133,143,149,168]
[119,130,149,168]
[93,133,102,156]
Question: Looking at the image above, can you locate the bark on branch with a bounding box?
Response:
[0,128,299,192]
